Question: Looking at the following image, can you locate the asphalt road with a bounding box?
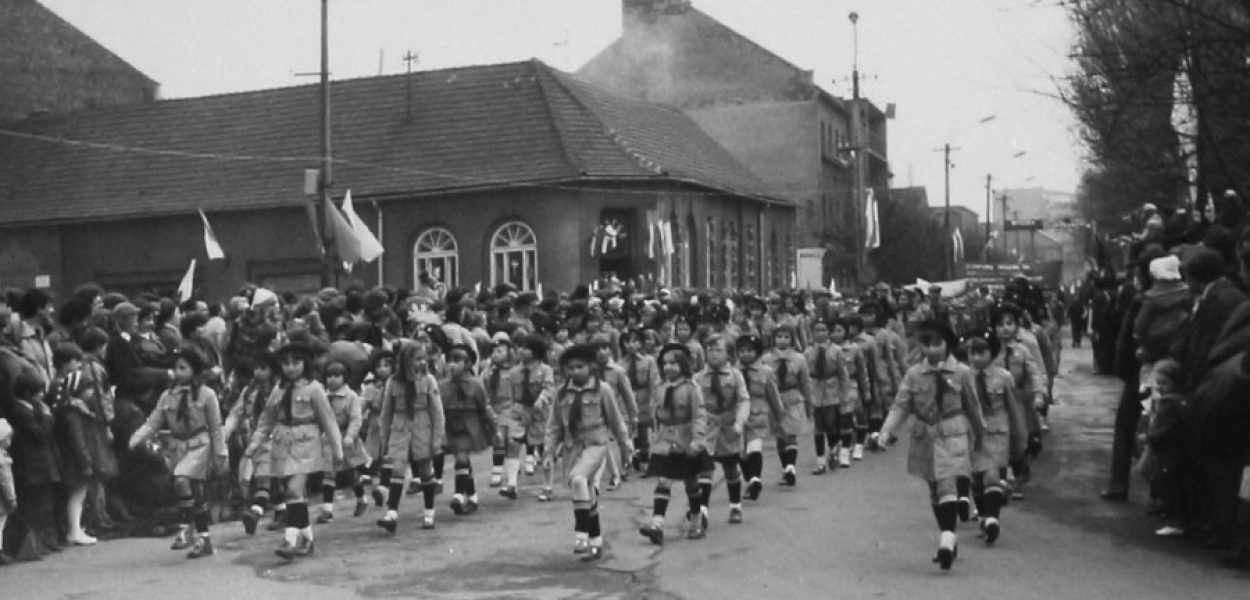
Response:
[5,342,1248,599]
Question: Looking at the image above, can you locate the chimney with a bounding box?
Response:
[623,0,691,29]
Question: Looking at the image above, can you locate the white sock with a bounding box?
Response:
[504,458,522,487]
[469,493,479,503]
[454,493,465,503]
[730,503,742,510]
[423,509,435,521]
[385,509,398,520]
[651,515,665,528]
[302,526,314,541]
[589,536,603,547]
[249,504,264,515]
[275,503,287,512]
[322,502,333,514]
[284,527,299,546]
[575,531,589,542]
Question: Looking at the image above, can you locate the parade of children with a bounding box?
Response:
[0,271,1246,579]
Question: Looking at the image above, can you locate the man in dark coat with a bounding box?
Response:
[1173,248,1247,392]
[1185,348,1250,564]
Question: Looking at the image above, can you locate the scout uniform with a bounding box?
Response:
[763,345,811,486]
[439,372,498,515]
[694,364,750,523]
[640,375,710,544]
[739,357,784,500]
[621,350,661,471]
[375,367,443,531]
[805,340,848,473]
[970,363,1028,545]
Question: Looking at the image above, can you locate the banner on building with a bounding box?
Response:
[864,189,880,249]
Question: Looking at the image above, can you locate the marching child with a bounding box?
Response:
[128,348,228,559]
[881,321,986,571]
[694,336,750,524]
[832,318,871,468]
[805,319,849,474]
[226,352,282,535]
[964,334,1027,545]
[620,329,660,474]
[735,334,783,501]
[316,360,370,522]
[439,345,498,516]
[481,334,515,489]
[543,344,633,560]
[361,349,394,505]
[639,344,709,545]
[846,314,883,460]
[375,341,444,532]
[593,339,638,490]
[764,325,811,487]
[674,318,707,373]
[509,335,555,498]
[246,342,343,560]
[992,303,1045,499]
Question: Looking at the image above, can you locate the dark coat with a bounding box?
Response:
[105,332,172,413]
[1187,351,1250,463]
[52,362,119,486]
[1113,285,1142,382]
[9,396,62,487]
[1174,278,1246,391]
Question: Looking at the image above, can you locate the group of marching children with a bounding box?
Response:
[123,286,1045,571]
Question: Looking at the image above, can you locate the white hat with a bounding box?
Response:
[1149,255,1181,282]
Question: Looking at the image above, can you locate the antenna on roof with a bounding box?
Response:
[403,50,419,121]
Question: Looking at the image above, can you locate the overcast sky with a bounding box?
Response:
[42,0,1080,219]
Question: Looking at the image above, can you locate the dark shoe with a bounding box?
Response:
[781,470,796,487]
[581,545,603,561]
[811,464,827,475]
[500,486,518,500]
[984,518,1000,545]
[353,501,369,517]
[450,496,466,515]
[0,551,15,566]
[267,510,288,531]
[371,487,386,507]
[421,517,436,530]
[241,510,260,535]
[746,480,762,501]
[316,511,334,524]
[686,525,706,540]
[169,527,192,551]
[728,507,743,524]
[464,498,479,514]
[186,536,214,559]
[639,525,664,546]
[935,547,954,570]
[1099,490,1128,502]
[377,516,397,533]
[275,537,313,560]
[275,540,298,560]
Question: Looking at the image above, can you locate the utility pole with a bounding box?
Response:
[942,143,953,279]
[848,11,864,287]
[985,173,992,262]
[318,0,334,287]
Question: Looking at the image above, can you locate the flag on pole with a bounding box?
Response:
[864,189,880,249]
[177,259,197,302]
[341,190,384,263]
[661,220,674,255]
[325,196,362,264]
[198,210,225,260]
[952,227,965,263]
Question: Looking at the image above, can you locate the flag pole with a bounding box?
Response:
[318,0,335,287]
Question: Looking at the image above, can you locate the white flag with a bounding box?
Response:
[661,220,675,255]
[178,259,197,302]
[952,227,965,262]
[199,210,225,260]
[864,189,881,249]
[341,190,384,263]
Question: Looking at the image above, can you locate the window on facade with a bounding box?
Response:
[744,224,758,291]
[490,221,538,291]
[706,217,717,289]
[725,223,739,290]
[413,227,459,288]
[769,232,782,289]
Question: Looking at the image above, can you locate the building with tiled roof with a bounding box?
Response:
[0,59,794,298]
[0,0,158,121]
[579,0,891,290]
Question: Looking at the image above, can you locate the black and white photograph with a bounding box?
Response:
[1,0,1248,598]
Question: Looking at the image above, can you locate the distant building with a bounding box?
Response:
[994,187,1088,284]
[580,0,891,290]
[0,60,793,298]
[0,0,158,120]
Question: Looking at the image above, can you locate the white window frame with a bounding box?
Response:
[413,227,460,288]
[490,221,538,291]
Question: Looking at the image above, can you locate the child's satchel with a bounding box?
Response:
[1239,466,1250,502]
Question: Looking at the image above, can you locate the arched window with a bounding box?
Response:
[490,221,538,291]
[413,227,459,288]
[706,217,717,289]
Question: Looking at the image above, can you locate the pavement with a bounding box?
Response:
[5,340,1248,600]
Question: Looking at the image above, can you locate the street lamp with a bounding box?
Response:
[847,11,865,286]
